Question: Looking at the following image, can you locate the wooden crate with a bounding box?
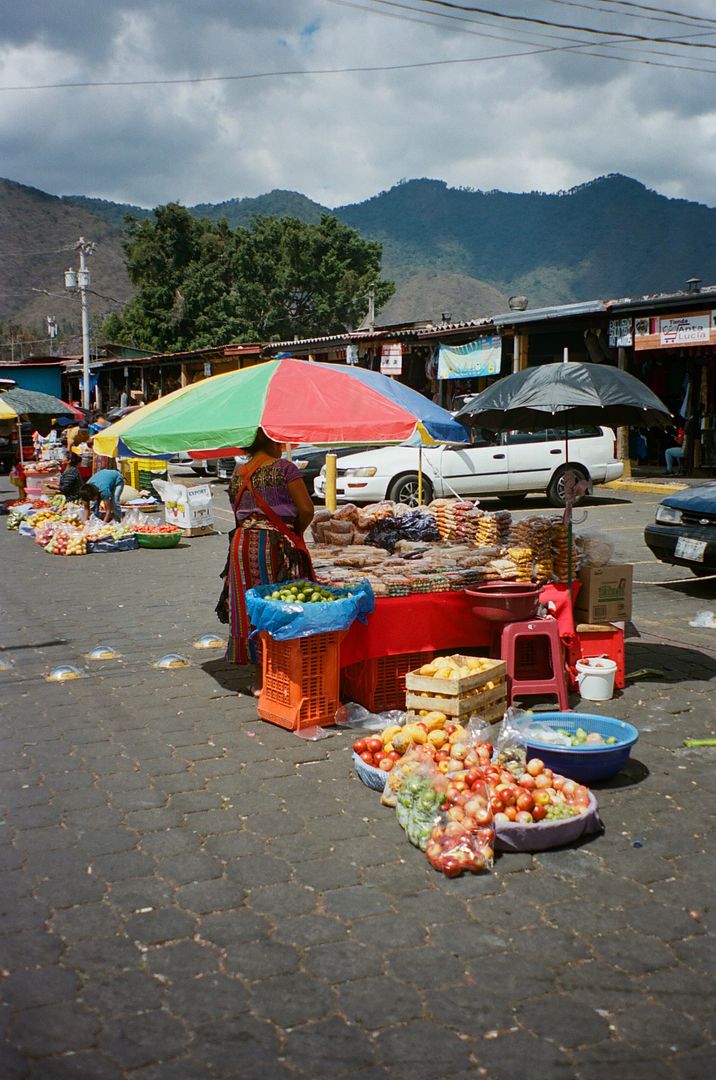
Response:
[406,656,507,723]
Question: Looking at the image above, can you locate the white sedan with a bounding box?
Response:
[314,426,623,508]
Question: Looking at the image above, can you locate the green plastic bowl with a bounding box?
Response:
[135,530,182,549]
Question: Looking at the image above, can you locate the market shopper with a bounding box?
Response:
[80,468,125,523]
[218,429,314,691]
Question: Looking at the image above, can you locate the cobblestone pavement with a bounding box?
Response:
[1,479,714,1079]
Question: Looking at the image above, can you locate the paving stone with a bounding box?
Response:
[374,1020,473,1079]
[78,970,164,1015]
[175,878,245,914]
[105,877,175,914]
[33,874,106,908]
[0,897,51,935]
[1,966,80,1009]
[282,1016,376,1076]
[271,913,349,948]
[223,853,292,887]
[10,1001,100,1056]
[90,849,156,882]
[303,939,385,983]
[608,1002,705,1052]
[323,885,394,919]
[224,939,300,980]
[292,857,361,890]
[99,1009,188,1069]
[155,851,223,885]
[472,1029,575,1080]
[0,929,64,972]
[51,901,123,942]
[190,1015,279,1073]
[163,972,250,1023]
[248,972,338,1027]
[516,996,611,1048]
[125,907,196,945]
[26,1051,124,1079]
[336,975,423,1028]
[198,910,270,947]
[247,881,316,917]
[144,939,221,981]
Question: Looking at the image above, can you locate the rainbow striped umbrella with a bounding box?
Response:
[93,358,466,458]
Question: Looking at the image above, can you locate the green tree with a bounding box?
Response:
[101,206,394,351]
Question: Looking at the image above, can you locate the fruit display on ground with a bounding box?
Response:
[131,523,183,535]
[353,713,492,775]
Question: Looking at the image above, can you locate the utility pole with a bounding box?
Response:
[367,283,376,329]
[64,237,95,411]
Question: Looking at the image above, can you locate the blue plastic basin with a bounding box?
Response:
[523,712,639,783]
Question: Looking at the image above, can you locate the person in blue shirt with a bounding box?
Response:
[80,468,125,522]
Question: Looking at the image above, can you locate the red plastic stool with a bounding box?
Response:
[500,618,570,710]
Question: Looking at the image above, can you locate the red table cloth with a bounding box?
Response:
[340,583,578,668]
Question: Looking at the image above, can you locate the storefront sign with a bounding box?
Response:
[437,336,502,380]
[635,310,716,350]
[380,342,403,375]
[609,318,632,348]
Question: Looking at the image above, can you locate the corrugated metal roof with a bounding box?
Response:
[492,300,609,326]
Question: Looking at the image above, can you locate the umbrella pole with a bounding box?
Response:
[418,445,423,506]
[17,418,24,465]
[565,418,573,604]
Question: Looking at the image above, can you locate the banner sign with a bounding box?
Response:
[437,336,502,380]
[635,310,716,351]
[608,318,632,348]
[380,342,403,375]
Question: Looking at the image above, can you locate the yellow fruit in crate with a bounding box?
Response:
[428,729,448,749]
[419,662,439,676]
[448,725,467,744]
[405,725,427,745]
[435,667,454,680]
[381,724,402,746]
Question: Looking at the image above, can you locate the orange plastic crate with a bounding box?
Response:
[258,631,343,731]
[341,651,435,713]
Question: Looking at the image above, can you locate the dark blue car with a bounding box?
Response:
[644,483,716,577]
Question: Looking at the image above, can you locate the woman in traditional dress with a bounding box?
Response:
[220,429,314,691]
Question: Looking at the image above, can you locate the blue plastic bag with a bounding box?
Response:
[245,579,375,641]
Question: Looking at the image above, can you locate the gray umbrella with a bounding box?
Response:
[454,361,672,431]
[0,388,77,418]
[455,361,672,598]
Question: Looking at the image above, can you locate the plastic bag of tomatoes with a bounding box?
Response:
[425,772,495,876]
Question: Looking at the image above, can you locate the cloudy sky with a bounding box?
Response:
[2,0,716,209]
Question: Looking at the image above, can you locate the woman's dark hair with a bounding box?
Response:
[245,428,277,455]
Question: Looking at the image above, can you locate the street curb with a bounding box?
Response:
[601,479,687,495]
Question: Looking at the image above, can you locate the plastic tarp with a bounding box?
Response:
[246,579,375,641]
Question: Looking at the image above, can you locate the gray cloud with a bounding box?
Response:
[0,0,715,209]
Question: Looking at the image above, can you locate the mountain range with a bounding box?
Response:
[2,173,716,348]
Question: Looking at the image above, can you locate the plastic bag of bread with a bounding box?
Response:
[324,518,354,534]
[333,503,359,523]
[323,528,354,546]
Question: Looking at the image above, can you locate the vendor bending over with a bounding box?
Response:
[80,468,125,523]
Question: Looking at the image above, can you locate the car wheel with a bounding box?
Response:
[190,466,208,476]
[547,465,590,508]
[498,493,528,508]
[690,565,715,578]
[388,473,434,508]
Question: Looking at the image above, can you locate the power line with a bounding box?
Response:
[545,0,716,29]
[407,0,716,48]
[332,0,716,70]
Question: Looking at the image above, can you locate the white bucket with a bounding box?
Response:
[576,657,617,701]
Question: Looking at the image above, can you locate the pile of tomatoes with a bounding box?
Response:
[132,523,182,535]
[352,736,399,773]
[454,757,590,824]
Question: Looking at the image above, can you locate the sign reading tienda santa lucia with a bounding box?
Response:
[438,336,502,380]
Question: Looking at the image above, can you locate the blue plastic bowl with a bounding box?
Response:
[352,751,387,791]
[523,712,639,783]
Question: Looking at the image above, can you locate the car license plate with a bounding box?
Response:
[675,537,707,562]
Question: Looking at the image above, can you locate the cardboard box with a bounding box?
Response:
[573,564,633,623]
[159,481,214,533]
